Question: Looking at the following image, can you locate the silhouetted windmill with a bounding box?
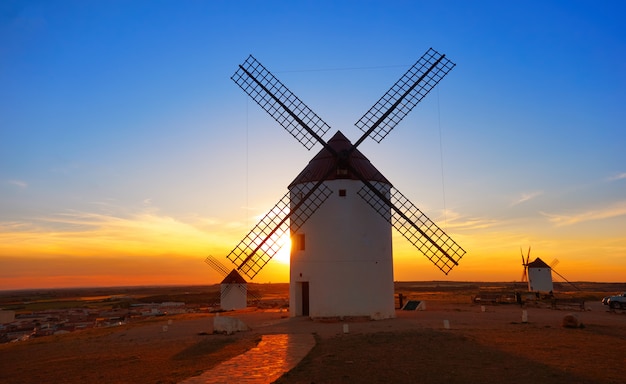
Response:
[519,248,579,293]
[225,48,466,319]
[205,255,259,310]
[520,246,553,292]
[520,246,531,283]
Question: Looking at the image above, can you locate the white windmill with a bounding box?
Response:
[205,255,253,311]
[520,248,580,295]
[288,131,395,318]
[223,48,466,320]
[520,247,553,294]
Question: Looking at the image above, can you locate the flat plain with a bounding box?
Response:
[1,282,625,384]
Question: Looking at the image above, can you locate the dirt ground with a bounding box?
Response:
[1,284,625,384]
[275,301,626,384]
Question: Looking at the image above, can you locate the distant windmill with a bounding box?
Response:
[520,247,579,293]
[205,255,259,310]
[224,48,466,319]
[521,247,554,294]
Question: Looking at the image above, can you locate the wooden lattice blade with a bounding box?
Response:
[204,255,231,276]
[231,55,331,150]
[354,48,455,144]
[358,184,466,275]
[225,183,332,279]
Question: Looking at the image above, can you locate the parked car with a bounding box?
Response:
[602,292,626,309]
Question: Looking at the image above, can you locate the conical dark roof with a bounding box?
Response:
[289,131,391,187]
[221,269,247,284]
[528,258,550,269]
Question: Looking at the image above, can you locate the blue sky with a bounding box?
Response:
[1,0,625,289]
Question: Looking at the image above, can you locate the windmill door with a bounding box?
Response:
[301,282,309,316]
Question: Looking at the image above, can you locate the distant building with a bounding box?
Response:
[527,258,554,293]
[220,269,247,310]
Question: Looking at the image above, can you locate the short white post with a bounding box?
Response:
[343,324,349,333]
[443,319,450,329]
[522,309,528,323]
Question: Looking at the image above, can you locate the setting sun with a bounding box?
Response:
[273,235,291,265]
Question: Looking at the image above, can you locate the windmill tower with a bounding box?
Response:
[205,256,248,310]
[520,248,554,294]
[527,258,554,294]
[225,48,466,320]
[289,131,394,318]
[219,270,248,310]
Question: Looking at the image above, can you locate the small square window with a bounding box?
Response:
[339,189,347,197]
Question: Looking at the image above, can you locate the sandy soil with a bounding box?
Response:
[1,285,625,384]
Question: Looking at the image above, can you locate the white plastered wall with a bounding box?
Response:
[221,283,247,310]
[528,268,554,293]
[289,179,395,320]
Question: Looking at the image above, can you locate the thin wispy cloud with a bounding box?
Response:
[607,172,626,182]
[0,207,231,258]
[7,179,27,188]
[452,216,498,231]
[0,221,34,231]
[542,200,626,226]
[511,191,543,206]
[187,215,221,227]
[433,209,497,231]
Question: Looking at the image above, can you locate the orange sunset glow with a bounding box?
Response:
[1,200,624,290]
[1,1,624,290]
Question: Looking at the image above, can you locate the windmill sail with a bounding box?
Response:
[205,255,231,276]
[231,55,331,150]
[346,49,462,274]
[520,247,530,282]
[354,48,455,145]
[225,181,333,279]
[357,184,465,274]
[226,48,464,280]
[204,256,260,305]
